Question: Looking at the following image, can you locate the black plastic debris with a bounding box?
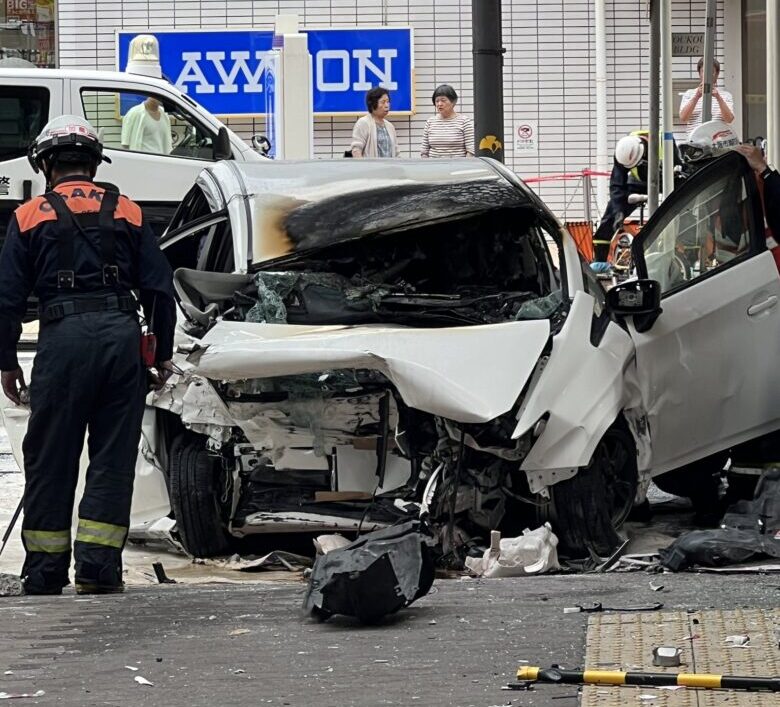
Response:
[660,469,780,571]
[152,562,176,584]
[303,520,435,623]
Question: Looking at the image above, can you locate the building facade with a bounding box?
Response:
[50,1,765,218]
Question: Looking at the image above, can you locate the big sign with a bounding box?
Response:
[116,27,414,116]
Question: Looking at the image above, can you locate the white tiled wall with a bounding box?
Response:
[57,0,727,219]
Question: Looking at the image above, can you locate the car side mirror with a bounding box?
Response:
[251,134,272,156]
[607,279,662,333]
[213,126,232,160]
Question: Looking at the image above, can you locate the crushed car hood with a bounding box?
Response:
[188,320,550,424]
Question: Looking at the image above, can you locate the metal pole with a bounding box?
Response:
[648,0,661,214]
[660,0,675,198]
[768,0,780,167]
[595,0,608,211]
[472,0,505,162]
[517,666,780,692]
[701,0,717,123]
[582,172,593,225]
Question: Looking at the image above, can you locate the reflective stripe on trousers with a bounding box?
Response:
[22,529,71,554]
[75,519,127,549]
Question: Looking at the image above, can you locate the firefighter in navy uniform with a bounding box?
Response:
[0,116,176,595]
[592,131,681,264]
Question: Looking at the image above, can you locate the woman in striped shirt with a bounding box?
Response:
[420,85,474,158]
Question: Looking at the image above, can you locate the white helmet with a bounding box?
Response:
[685,120,740,161]
[614,135,645,169]
[28,114,110,175]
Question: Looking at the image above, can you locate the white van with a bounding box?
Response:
[0,67,266,239]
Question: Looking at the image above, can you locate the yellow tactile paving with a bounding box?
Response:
[581,608,780,706]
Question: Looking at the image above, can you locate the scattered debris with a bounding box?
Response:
[303,520,435,623]
[563,602,663,614]
[0,574,22,597]
[232,669,246,675]
[649,581,664,592]
[0,690,45,700]
[124,665,139,671]
[652,646,682,667]
[203,551,312,573]
[152,562,176,584]
[501,682,534,691]
[724,635,751,648]
[313,534,351,555]
[229,629,251,637]
[464,525,560,577]
[133,676,154,687]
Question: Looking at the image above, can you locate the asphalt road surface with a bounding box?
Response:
[0,572,777,707]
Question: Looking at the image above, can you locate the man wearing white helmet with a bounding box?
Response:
[592,130,679,264]
[0,115,176,596]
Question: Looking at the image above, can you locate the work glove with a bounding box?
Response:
[148,360,174,391]
[1,367,27,405]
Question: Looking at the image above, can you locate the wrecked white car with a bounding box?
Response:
[5,152,779,561]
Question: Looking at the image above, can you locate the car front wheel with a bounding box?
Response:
[168,433,233,558]
[540,420,638,559]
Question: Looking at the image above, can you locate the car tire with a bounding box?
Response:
[541,419,638,559]
[168,433,233,558]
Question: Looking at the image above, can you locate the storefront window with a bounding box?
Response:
[0,0,56,67]
[742,0,766,140]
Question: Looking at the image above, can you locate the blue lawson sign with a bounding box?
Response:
[116,27,414,117]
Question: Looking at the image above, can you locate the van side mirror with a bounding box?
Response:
[213,127,232,160]
[607,279,662,333]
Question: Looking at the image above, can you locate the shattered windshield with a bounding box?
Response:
[242,206,563,328]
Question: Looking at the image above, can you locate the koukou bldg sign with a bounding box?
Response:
[116,27,415,116]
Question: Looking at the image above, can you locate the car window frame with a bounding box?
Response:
[79,86,221,162]
[0,85,51,162]
[631,151,765,298]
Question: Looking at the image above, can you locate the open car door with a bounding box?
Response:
[629,151,780,475]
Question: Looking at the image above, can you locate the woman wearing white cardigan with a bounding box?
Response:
[350,87,400,158]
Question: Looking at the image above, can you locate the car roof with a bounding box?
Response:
[0,68,176,91]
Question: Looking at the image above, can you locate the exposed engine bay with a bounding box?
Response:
[159,201,580,563]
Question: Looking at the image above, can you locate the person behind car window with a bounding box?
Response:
[420,85,474,158]
[121,96,172,155]
[351,87,400,158]
[679,58,735,138]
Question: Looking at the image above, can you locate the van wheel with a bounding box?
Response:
[541,420,638,559]
[168,434,233,558]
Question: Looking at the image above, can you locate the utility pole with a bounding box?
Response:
[648,0,660,214]
[472,0,505,162]
[700,0,717,122]
[660,0,675,197]
[768,0,780,168]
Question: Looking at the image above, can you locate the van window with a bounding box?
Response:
[81,89,217,161]
[0,86,50,161]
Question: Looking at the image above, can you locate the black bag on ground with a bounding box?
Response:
[303,520,435,623]
[659,469,780,571]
